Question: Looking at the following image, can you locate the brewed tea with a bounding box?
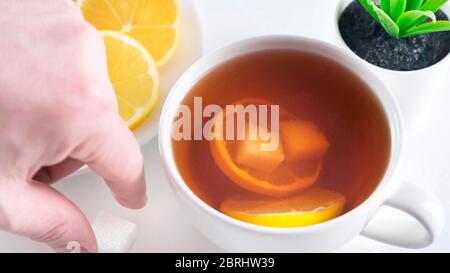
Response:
[172,49,391,228]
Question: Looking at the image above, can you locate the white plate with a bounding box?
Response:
[134,0,204,146]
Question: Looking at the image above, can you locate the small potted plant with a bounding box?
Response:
[335,0,450,130]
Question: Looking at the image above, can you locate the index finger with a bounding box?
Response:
[73,113,147,209]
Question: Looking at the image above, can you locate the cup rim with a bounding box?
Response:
[158,35,404,235]
[334,0,450,74]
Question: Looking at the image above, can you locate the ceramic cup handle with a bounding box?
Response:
[361,182,445,248]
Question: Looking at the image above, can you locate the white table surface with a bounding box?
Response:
[1,0,449,252]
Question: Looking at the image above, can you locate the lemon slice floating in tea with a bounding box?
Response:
[102,31,160,130]
[209,98,330,197]
[220,188,345,228]
[79,0,180,67]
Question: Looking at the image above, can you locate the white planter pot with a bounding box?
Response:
[334,0,450,132]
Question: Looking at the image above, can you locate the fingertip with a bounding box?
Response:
[78,112,148,211]
[116,193,148,210]
[105,165,148,210]
[2,182,100,254]
[49,215,99,253]
[54,241,98,253]
[112,177,148,209]
[83,236,99,253]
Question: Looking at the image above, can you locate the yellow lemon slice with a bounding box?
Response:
[220,188,345,228]
[102,31,160,130]
[79,0,180,67]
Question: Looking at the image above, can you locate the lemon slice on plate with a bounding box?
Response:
[102,31,160,130]
[79,0,180,67]
[220,188,345,228]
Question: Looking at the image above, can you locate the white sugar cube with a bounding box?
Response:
[91,212,137,253]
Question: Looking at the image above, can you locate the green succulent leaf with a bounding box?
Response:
[406,0,424,11]
[412,0,448,27]
[358,0,381,23]
[357,0,450,38]
[371,2,401,37]
[420,0,448,12]
[390,0,407,21]
[380,0,392,15]
[401,20,450,37]
[396,10,436,30]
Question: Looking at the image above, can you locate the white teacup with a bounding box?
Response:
[159,36,445,252]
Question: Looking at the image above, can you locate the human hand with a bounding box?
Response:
[0,0,147,252]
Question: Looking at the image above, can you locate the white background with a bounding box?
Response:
[0,0,449,252]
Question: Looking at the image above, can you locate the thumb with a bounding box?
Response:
[0,179,97,252]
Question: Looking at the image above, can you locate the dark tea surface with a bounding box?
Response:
[172,49,391,224]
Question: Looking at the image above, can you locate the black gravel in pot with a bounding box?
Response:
[339,0,450,71]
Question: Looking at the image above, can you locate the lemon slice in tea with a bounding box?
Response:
[220,188,345,228]
[209,98,328,197]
